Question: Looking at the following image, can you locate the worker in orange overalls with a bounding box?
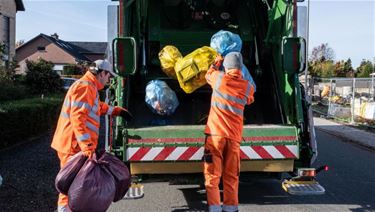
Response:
[204,52,255,212]
[51,59,133,212]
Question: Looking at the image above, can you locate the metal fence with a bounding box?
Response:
[307,76,375,126]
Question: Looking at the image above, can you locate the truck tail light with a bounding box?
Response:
[298,168,316,177]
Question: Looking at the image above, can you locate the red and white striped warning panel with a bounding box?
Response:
[126,145,298,161]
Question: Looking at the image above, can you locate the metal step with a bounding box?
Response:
[123,183,144,199]
[282,179,325,195]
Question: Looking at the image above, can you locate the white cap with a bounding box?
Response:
[90,59,118,77]
[223,52,243,70]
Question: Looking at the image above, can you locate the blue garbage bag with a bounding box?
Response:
[145,80,179,116]
[210,30,242,56]
[210,30,256,92]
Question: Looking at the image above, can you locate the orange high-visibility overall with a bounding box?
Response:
[51,71,122,208]
[204,66,254,212]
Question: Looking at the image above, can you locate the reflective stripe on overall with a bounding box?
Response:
[204,69,253,211]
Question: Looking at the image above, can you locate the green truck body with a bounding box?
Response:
[108,0,316,175]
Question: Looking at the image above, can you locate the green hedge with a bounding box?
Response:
[0,94,64,149]
[0,81,31,101]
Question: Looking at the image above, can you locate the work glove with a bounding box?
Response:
[113,106,134,122]
[82,150,94,159]
[211,54,224,70]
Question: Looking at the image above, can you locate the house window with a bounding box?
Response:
[1,16,10,61]
[37,46,46,51]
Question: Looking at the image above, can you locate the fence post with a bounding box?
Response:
[351,78,356,124]
[372,74,374,101]
[328,79,333,118]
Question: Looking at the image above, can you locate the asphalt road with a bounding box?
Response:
[0,133,59,212]
[0,129,374,212]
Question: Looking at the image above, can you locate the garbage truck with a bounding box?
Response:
[106,0,326,197]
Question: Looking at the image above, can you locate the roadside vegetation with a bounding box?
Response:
[308,43,375,130]
[308,43,374,78]
[0,42,64,149]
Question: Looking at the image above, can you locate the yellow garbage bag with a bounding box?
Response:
[158,45,182,79]
[174,46,218,93]
[321,85,330,97]
[360,102,367,119]
[329,95,341,103]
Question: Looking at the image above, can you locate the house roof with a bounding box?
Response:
[42,34,90,61]
[16,33,107,62]
[69,42,108,54]
[15,0,25,11]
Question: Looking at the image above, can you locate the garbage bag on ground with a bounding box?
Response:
[321,85,330,97]
[360,102,375,120]
[145,80,179,115]
[55,151,87,195]
[159,45,182,79]
[68,153,116,212]
[210,30,242,56]
[174,46,218,93]
[99,150,131,202]
[328,103,351,119]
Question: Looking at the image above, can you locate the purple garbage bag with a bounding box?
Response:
[99,151,131,202]
[55,152,87,195]
[68,153,116,212]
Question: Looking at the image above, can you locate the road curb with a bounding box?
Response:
[315,126,375,151]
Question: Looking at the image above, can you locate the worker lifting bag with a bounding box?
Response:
[159,45,183,79]
[98,150,131,202]
[174,46,218,93]
[68,152,116,212]
[210,30,256,92]
[55,152,87,195]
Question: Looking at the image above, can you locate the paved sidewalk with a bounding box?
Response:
[314,117,375,150]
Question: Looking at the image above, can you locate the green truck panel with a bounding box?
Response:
[111,0,313,172]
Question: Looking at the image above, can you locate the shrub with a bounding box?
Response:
[356,60,374,78]
[62,64,84,75]
[25,59,63,94]
[0,80,30,101]
[0,65,15,82]
[0,56,31,101]
[0,95,63,149]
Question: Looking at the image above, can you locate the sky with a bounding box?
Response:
[16,0,375,68]
[16,0,118,42]
[308,0,375,67]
